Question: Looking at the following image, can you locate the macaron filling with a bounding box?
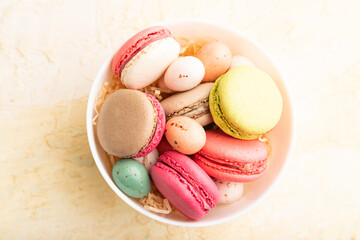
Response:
[182,104,210,120]
[165,98,210,120]
[159,153,216,209]
[210,77,260,140]
[194,153,266,175]
[113,28,171,77]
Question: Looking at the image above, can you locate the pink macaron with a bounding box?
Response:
[134,93,166,158]
[193,130,268,182]
[111,26,180,89]
[150,150,220,220]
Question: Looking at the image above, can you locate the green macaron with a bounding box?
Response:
[209,66,283,140]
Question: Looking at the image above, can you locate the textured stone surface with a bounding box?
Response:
[1,0,360,239]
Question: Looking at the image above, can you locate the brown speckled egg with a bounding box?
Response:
[196,42,232,82]
[165,116,206,155]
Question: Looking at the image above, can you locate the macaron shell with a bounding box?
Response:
[160,83,214,126]
[133,93,165,158]
[210,77,258,139]
[121,37,180,89]
[150,162,207,219]
[210,66,283,139]
[161,83,214,114]
[159,150,220,208]
[193,130,267,182]
[150,150,219,219]
[111,26,172,78]
[96,89,156,157]
[199,130,267,164]
[193,154,266,182]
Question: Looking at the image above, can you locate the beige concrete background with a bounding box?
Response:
[1,0,360,239]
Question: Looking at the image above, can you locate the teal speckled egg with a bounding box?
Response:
[112,158,151,198]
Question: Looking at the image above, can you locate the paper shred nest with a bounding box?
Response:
[139,185,175,214]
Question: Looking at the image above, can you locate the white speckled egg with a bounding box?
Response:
[230,55,255,69]
[164,56,205,92]
[214,179,244,204]
[134,149,159,172]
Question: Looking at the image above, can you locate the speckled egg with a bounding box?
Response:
[134,148,159,172]
[230,55,255,68]
[214,179,244,204]
[112,159,151,198]
[196,42,232,82]
[164,56,205,91]
[165,116,206,155]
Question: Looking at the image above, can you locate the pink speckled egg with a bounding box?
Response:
[164,56,205,92]
[214,179,244,204]
[196,41,232,82]
[165,116,206,155]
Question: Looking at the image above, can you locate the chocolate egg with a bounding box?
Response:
[164,56,205,91]
[112,159,151,198]
[196,42,232,82]
[165,116,206,155]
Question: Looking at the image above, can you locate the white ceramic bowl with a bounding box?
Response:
[86,19,295,227]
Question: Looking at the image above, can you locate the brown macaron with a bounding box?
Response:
[97,89,162,158]
[160,83,214,126]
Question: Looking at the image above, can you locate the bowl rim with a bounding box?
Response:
[86,18,296,227]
